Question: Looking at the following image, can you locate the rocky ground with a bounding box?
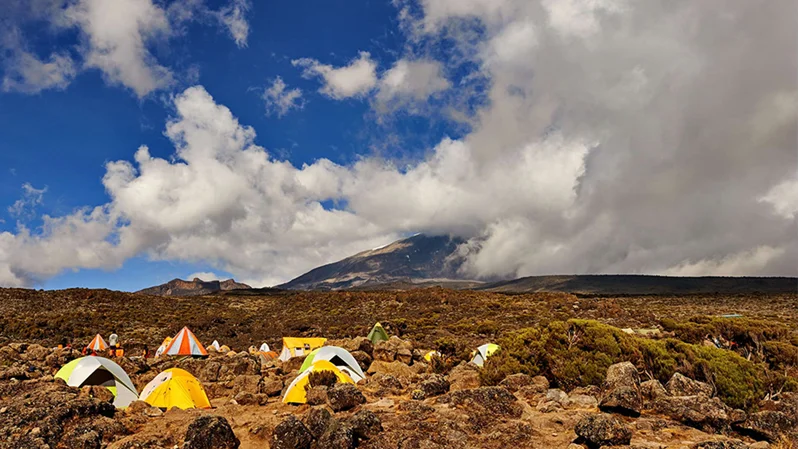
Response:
[0,288,796,448]
[0,335,796,449]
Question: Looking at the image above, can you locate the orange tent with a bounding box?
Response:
[163,327,208,356]
[85,334,108,352]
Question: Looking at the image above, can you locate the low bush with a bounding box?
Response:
[483,318,788,410]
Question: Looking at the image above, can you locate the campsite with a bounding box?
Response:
[0,286,796,448]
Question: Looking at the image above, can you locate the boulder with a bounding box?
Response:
[574,413,632,448]
[499,373,532,392]
[367,360,415,379]
[652,394,732,432]
[271,415,313,449]
[260,377,284,396]
[640,379,668,402]
[327,384,366,412]
[599,362,642,416]
[739,411,795,442]
[438,387,523,419]
[666,373,713,397]
[373,337,413,364]
[350,351,372,372]
[316,420,354,449]
[184,415,240,449]
[305,407,333,439]
[419,374,450,398]
[347,410,382,442]
[563,394,599,410]
[306,386,329,406]
[374,373,404,391]
[446,363,481,391]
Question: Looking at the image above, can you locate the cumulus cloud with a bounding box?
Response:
[293,52,378,99]
[1,0,796,287]
[263,77,303,117]
[63,0,173,97]
[375,59,450,112]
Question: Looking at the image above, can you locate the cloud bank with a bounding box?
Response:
[0,0,795,287]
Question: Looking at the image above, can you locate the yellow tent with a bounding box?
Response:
[282,360,354,404]
[278,337,327,361]
[138,368,211,409]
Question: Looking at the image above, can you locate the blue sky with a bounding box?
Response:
[0,0,794,291]
[0,0,463,290]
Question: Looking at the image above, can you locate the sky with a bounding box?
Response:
[0,0,795,291]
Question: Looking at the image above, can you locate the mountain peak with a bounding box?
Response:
[137,278,250,297]
[278,234,476,290]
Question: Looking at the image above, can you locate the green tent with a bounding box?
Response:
[367,322,389,344]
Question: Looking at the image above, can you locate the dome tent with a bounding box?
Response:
[55,356,138,408]
[139,368,210,410]
[470,343,499,367]
[283,360,355,404]
[300,346,365,382]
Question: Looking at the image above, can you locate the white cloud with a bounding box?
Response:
[218,0,250,48]
[541,0,626,39]
[263,77,303,117]
[293,51,378,100]
[7,183,47,219]
[664,246,786,277]
[1,0,796,287]
[187,271,219,281]
[375,59,450,111]
[2,49,76,94]
[759,176,798,220]
[64,0,173,97]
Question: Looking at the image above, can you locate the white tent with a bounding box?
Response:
[210,340,221,351]
[302,346,366,382]
[55,356,138,408]
[259,342,270,352]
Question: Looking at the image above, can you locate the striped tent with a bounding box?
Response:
[86,334,108,352]
[163,327,208,357]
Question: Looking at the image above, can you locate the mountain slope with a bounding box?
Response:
[477,274,798,295]
[278,234,474,290]
[137,278,250,297]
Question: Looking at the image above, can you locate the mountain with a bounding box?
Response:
[278,234,476,290]
[137,278,250,297]
[477,274,798,295]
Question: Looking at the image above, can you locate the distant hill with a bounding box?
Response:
[278,234,475,290]
[137,278,250,297]
[476,275,798,295]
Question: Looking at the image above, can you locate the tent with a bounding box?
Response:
[139,368,211,410]
[300,346,365,382]
[210,340,221,351]
[55,356,138,408]
[163,327,208,357]
[155,337,172,357]
[259,343,270,352]
[282,360,354,404]
[367,323,389,344]
[424,350,442,362]
[470,343,499,367]
[85,334,108,352]
[278,337,327,362]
